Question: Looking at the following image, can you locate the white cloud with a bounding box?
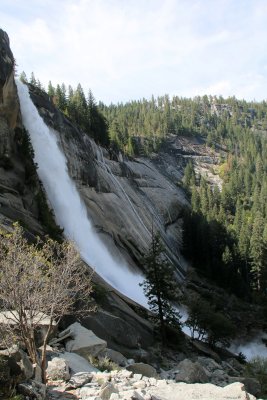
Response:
[1,0,267,103]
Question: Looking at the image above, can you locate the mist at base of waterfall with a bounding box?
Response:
[230,333,267,361]
[16,80,147,307]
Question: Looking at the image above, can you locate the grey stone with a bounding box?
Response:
[59,351,98,374]
[133,373,143,381]
[18,380,46,400]
[110,394,120,400]
[46,357,70,381]
[0,345,33,380]
[99,382,119,399]
[133,389,150,400]
[197,356,221,373]
[127,362,158,378]
[0,355,10,382]
[118,369,133,379]
[148,381,256,400]
[228,376,261,397]
[33,363,42,383]
[174,359,209,383]
[60,322,107,358]
[79,385,99,397]
[133,380,147,389]
[98,347,128,366]
[66,371,93,388]
[18,348,34,380]
[210,369,229,386]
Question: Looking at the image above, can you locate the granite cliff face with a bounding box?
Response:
[29,85,189,277]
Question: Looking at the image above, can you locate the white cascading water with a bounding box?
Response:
[16,80,147,306]
[230,333,267,361]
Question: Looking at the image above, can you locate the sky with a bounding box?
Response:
[1,0,267,104]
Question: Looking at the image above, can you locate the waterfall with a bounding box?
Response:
[16,80,147,307]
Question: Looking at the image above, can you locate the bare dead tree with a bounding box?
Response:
[0,223,94,382]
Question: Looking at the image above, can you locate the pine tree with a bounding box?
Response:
[250,211,267,291]
[183,160,195,188]
[19,71,28,83]
[30,72,37,86]
[47,81,55,97]
[140,232,181,344]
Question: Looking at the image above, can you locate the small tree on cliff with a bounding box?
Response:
[0,223,94,382]
[140,232,181,344]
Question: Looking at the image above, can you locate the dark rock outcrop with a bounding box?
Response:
[0,29,44,234]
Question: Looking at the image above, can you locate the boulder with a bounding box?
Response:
[33,363,42,383]
[98,348,128,366]
[59,351,99,374]
[225,358,245,374]
[52,322,107,359]
[126,362,158,378]
[210,368,229,386]
[18,380,46,400]
[0,355,10,383]
[192,339,221,362]
[99,382,119,399]
[83,306,153,351]
[174,359,209,383]
[46,357,70,381]
[197,356,221,373]
[228,376,261,397]
[0,345,33,379]
[18,348,34,380]
[66,371,93,389]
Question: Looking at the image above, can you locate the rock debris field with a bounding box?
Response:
[46,369,256,400]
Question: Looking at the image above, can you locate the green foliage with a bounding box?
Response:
[182,160,195,189]
[27,74,110,147]
[48,81,109,147]
[182,208,247,296]
[88,355,120,372]
[185,295,237,346]
[182,118,267,297]
[99,93,267,157]
[244,356,267,397]
[237,352,247,364]
[140,232,181,344]
[14,126,37,186]
[250,211,267,291]
[91,282,108,305]
[35,185,63,241]
[19,71,28,83]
